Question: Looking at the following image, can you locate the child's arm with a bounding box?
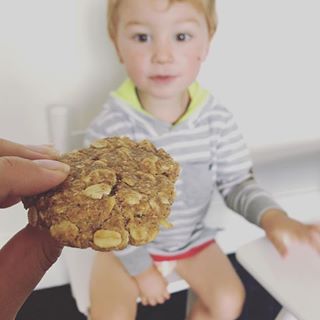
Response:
[214,110,320,257]
[134,264,170,306]
[224,178,320,257]
[260,208,320,257]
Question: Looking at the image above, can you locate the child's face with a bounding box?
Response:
[114,0,210,99]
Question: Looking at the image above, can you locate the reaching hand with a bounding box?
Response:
[134,264,170,306]
[261,209,320,257]
[0,138,70,320]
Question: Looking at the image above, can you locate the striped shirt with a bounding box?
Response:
[85,79,281,275]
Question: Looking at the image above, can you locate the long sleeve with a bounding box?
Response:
[215,110,282,226]
[84,100,134,146]
[224,178,283,226]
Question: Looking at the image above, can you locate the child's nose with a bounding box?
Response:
[151,41,174,64]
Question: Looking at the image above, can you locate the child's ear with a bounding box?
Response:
[117,53,124,64]
[113,41,124,64]
[199,40,211,62]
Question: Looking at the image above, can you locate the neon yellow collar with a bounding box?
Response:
[112,79,209,124]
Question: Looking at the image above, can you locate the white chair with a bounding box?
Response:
[275,309,298,320]
[236,236,320,320]
[48,104,189,316]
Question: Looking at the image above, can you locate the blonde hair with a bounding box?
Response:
[107,0,217,42]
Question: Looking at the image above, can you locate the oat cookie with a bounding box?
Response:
[23,137,179,251]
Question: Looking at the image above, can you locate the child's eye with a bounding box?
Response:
[176,33,192,42]
[133,33,150,42]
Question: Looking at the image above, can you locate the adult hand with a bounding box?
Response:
[0,138,70,320]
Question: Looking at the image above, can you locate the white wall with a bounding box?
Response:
[0,0,122,232]
[200,0,320,148]
[0,0,124,144]
[0,0,319,253]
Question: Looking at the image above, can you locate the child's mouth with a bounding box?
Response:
[149,75,177,84]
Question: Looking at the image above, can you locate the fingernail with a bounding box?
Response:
[33,159,70,173]
[26,144,60,157]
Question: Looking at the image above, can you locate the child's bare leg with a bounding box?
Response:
[176,243,245,320]
[90,252,139,320]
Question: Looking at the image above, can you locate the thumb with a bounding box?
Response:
[0,156,70,207]
[0,224,62,319]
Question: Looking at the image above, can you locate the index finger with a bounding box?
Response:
[0,138,58,160]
